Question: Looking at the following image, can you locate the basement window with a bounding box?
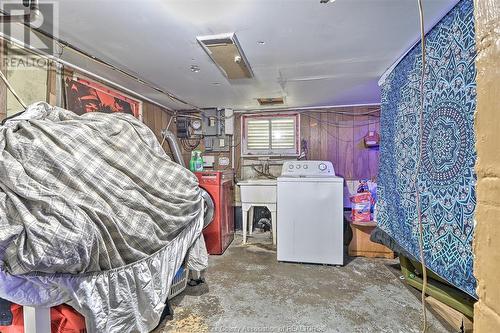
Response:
[242,113,300,156]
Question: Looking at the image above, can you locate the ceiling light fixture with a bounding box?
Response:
[190,65,200,73]
[257,41,265,45]
[320,0,335,3]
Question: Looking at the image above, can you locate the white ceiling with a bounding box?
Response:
[35,0,457,111]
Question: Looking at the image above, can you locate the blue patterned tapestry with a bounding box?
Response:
[377,0,477,297]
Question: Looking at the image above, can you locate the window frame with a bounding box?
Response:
[241,113,300,157]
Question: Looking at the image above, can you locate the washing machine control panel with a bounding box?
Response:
[281,161,335,177]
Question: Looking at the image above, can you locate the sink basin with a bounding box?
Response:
[238,178,277,204]
[238,178,277,185]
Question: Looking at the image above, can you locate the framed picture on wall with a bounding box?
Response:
[65,76,142,119]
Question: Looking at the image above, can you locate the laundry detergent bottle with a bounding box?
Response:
[194,151,204,172]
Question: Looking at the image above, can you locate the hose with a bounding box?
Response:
[415,0,428,332]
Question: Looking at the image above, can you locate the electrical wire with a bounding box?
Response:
[305,108,381,117]
[303,113,381,128]
[159,135,166,149]
[18,25,203,111]
[302,113,380,144]
[0,33,188,114]
[416,0,428,332]
[166,115,175,131]
[178,114,203,120]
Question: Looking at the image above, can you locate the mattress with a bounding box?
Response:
[0,212,206,332]
[0,102,209,332]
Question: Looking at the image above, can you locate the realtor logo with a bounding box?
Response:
[1,1,58,55]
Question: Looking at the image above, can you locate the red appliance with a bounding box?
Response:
[195,171,234,255]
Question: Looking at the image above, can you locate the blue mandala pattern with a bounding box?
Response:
[377,0,477,297]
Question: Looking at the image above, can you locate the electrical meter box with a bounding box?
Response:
[202,108,223,136]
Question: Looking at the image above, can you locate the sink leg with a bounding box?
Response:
[242,208,248,244]
[271,210,277,245]
[248,206,254,236]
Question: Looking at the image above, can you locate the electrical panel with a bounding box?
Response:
[174,108,233,151]
[204,136,230,152]
[176,117,189,138]
[201,108,234,152]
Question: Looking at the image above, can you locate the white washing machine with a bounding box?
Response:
[277,160,344,265]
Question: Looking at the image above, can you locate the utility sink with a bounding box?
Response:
[238,178,278,244]
[238,178,277,204]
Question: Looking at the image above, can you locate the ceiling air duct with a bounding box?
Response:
[257,97,285,106]
[197,33,253,79]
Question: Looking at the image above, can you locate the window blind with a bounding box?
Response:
[247,119,270,150]
[243,115,298,155]
[271,118,295,150]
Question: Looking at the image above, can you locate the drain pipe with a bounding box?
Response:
[161,129,186,167]
[55,62,65,108]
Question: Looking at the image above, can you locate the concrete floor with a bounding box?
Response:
[154,232,450,333]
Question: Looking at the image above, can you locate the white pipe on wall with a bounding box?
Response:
[233,103,381,114]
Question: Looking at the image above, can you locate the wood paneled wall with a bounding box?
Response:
[141,102,178,159]
[299,106,380,180]
[232,106,380,181]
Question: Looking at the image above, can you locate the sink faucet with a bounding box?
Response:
[263,160,270,174]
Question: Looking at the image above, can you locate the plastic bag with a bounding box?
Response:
[351,192,372,222]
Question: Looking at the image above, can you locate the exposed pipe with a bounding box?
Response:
[0,33,177,115]
[0,69,26,108]
[161,129,185,167]
[54,62,64,108]
[9,7,202,112]
[233,103,381,114]
[0,0,200,112]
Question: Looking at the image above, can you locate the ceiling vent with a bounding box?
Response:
[257,97,285,106]
[197,33,253,80]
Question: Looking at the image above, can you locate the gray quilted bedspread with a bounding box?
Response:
[0,102,202,275]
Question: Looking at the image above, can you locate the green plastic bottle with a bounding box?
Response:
[189,151,196,172]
